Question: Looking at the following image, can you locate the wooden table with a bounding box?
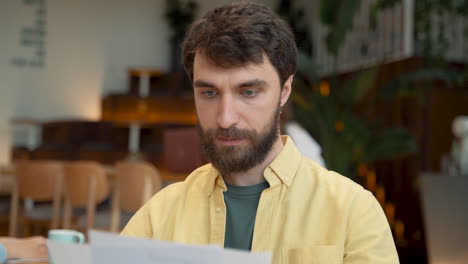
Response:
[7,261,49,264]
[14,261,49,264]
[5,260,48,264]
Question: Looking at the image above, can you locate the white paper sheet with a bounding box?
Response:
[90,245,271,264]
[47,240,91,264]
[89,230,271,264]
[48,230,271,264]
[89,229,217,249]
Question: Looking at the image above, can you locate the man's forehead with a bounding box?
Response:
[193,50,271,70]
[192,50,283,88]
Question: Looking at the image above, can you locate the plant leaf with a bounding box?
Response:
[364,127,417,163]
[339,67,378,108]
[325,0,362,55]
[380,67,463,98]
[320,0,340,25]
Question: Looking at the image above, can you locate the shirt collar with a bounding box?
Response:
[205,135,302,195]
[265,135,302,188]
[205,166,225,196]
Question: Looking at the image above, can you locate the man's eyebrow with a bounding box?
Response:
[237,79,267,88]
[193,80,216,88]
[193,79,267,89]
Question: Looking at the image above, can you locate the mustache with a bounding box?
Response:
[205,126,256,140]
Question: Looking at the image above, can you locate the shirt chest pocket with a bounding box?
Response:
[286,245,341,264]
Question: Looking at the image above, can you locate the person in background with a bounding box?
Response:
[0,236,48,261]
[281,101,327,168]
[122,2,398,263]
[284,121,326,167]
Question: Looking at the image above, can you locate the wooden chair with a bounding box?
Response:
[9,161,64,236]
[62,161,109,233]
[110,161,161,232]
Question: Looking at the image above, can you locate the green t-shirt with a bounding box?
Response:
[223,181,270,251]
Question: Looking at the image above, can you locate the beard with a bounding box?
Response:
[199,103,281,176]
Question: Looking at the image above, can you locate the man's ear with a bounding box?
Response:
[280,75,294,107]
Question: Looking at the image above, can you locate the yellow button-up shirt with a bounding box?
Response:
[122,136,399,263]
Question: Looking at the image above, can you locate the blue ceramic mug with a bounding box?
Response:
[48,229,85,244]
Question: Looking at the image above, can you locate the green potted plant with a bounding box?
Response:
[165,0,198,72]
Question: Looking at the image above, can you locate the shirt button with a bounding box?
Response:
[285,177,289,182]
[216,208,221,213]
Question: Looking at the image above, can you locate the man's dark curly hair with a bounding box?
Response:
[182,2,297,86]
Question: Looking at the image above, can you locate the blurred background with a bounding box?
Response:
[0,0,467,263]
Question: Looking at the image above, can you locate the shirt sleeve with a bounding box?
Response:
[120,202,153,238]
[0,243,6,263]
[344,189,400,264]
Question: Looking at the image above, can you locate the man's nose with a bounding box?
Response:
[217,95,239,129]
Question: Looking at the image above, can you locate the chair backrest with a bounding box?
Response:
[16,160,64,200]
[9,160,64,236]
[115,161,161,211]
[64,161,109,206]
[110,161,161,232]
[62,161,109,232]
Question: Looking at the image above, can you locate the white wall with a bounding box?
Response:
[8,0,170,120]
[1,0,170,164]
[0,2,14,164]
[0,0,277,164]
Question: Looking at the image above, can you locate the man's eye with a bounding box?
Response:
[242,90,258,97]
[201,90,217,98]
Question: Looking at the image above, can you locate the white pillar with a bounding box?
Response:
[128,122,141,154]
[139,71,150,97]
[453,116,468,176]
[403,0,414,57]
[27,124,41,150]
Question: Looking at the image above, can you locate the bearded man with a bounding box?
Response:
[122,2,399,263]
